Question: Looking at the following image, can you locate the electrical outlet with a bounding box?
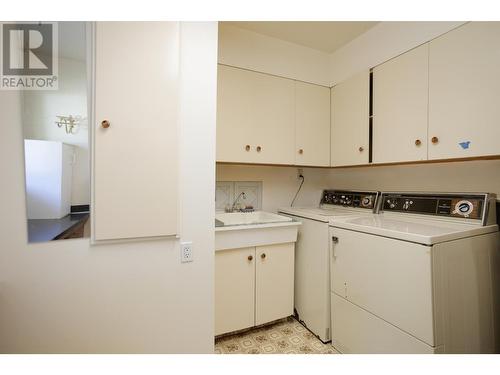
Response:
[297,168,304,179]
[180,241,193,263]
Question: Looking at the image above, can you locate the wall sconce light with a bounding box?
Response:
[55,115,86,135]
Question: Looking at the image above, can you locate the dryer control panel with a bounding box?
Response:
[381,192,490,222]
[321,190,379,210]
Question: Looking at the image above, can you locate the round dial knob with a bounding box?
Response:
[361,197,372,207]
[454,200,473,216]
[386,198,397,209]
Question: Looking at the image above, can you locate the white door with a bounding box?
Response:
[216,65,295,165]
[255,243,294,325]
[428,22,500,159]
[94,22,179,241]
[295,81,330,166]
[215,247,256,336]
[330,227,434,346]
[373,44,429,163]
[331,71,370,166]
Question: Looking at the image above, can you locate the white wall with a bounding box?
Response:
[218,23,330,86]
[219,22,468,87]
[216,164,329,213]
[325,160,500,197]
[22,57,89,206]
[328,21,465,85]
[0,22,217,353]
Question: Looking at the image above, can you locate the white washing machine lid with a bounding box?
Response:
[330,213,499,245]
[278,206,373,223]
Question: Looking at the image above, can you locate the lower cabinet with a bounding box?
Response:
[215,243,295,336]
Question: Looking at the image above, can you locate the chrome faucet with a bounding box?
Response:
[230,192,246,212]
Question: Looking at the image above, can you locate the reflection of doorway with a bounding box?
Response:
[21,22,90,243]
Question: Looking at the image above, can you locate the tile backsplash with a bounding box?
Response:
[216,181,263,211]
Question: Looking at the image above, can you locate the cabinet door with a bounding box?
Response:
[255,243,294,325]
[216,65,258,163]
[331,71,369,166]
[215,247,256,336]
[429,22,500,159]
[94,22,179,241]
[216,65,295,165]
[295,81,330,166]
[373,44,429,163]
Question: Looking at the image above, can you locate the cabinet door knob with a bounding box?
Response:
[247,255,253,261]
[261,253,266,259]
[245,145,250,151]
[298,149,304,154]
[256,146,262,152]
[431,136,439,144]
[101,120,110,129]
[415,139,422,146]
[358,146,364,152]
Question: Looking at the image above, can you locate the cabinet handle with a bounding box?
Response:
[431,136,439,144]
[101,120,110,129]
[332,236,339,258]
[245,145,251,151]
[298,149,304,154]
[415,139,421,146]
[358,146,364,152]
[247,255,253,261]
[256,146,262,152]
[260,253,266,259]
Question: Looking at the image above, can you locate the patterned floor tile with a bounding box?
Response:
[215,316,339,354]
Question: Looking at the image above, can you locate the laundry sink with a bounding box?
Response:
[215,211,293,227]
[215,210,300,251]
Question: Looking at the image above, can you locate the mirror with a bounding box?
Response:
[21,22,90,243]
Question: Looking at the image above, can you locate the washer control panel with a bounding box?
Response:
[321,190,378,210]
[381,193,487,220]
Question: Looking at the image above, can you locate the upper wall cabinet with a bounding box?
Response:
[373,44,429,163]
[428,22,500,160]
[93,22,179,241]
[217,65,295,165]
[295,82,330,166]
[331,70,369,167]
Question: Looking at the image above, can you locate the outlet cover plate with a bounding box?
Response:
[180,241,193,263]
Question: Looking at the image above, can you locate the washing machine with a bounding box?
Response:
[278,189,379,343]
[329,192,499,353]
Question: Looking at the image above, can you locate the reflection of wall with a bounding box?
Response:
[22,57,89,206]
[24,140,74,219]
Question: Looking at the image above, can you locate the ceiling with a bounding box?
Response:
[224,21,379,54]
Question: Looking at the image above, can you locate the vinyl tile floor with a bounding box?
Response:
[214,316,339,354]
